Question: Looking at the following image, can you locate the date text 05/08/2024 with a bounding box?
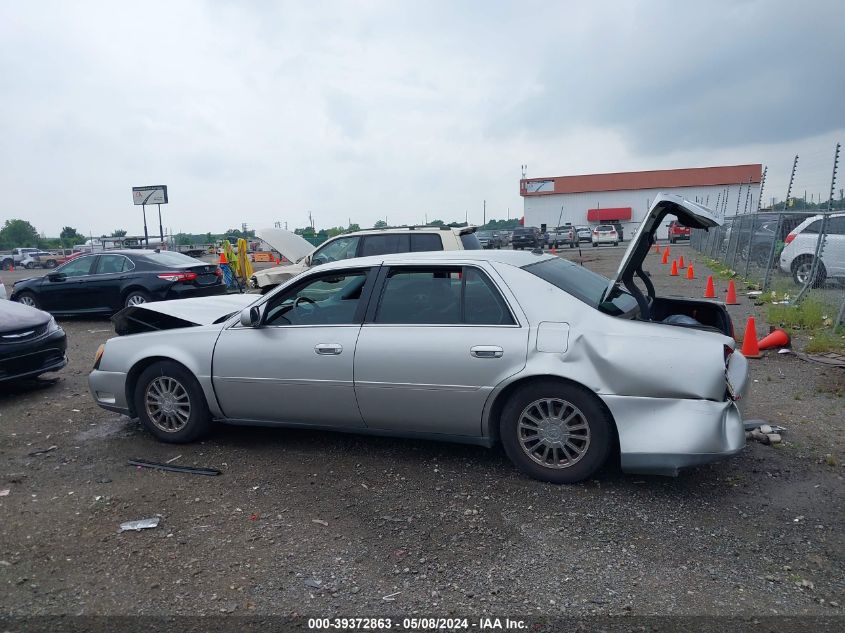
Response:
[307,617,528,630]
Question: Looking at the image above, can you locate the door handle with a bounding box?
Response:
[315,343,343,355]
[470,345,503,359]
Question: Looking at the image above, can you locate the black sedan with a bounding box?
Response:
[0,300,67,382]
[10,250,226,315]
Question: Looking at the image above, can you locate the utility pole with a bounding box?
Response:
[483,200,486,227]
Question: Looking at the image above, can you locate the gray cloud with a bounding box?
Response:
[0,0,841,236]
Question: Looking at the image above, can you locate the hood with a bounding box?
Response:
[256,228,314,264]
[0,299,51,332]
[609,193,720,294]
[111,294,257,335]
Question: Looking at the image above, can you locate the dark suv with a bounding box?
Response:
[511,226,542,250]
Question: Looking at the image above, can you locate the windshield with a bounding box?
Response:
[477,231,492,238]
[522,258,638,316]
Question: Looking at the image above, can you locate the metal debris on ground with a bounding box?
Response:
[304,578,322,588]
[127,459,222,476]
[118,517,160,532]
[312,519,329,526]
[382,591,402,601]
[27,445,57,456]
[0,489,10,497]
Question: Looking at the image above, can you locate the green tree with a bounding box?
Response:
[59,226,84,248]
[373,220,388,229]
[111,229,127,237]
[347,223,361,232]
[0,219,40,249]
[429,219,445,226]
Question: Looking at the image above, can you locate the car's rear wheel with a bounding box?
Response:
[134,361,211,443]
[25,261,37,269]
[124,290,150,308]
[592,243,597,247]
[500,381,612,484]
[44,259,58,269]
[792,256,827,287]
[15,291,39,309]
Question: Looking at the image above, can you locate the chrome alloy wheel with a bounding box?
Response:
[126,294,147,306]
[517,398,590,469]
[17,295,36,307]
[145,376,191,432]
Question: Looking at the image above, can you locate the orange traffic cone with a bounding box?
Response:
[665,246,671,257]
[655,244,661,254]
[661,250,670,265]
[686,264,695,280]
[670,260,679,276]
[550,246,557,255]
[704,275,716,298]
[678,255,686,269]
[741,317,762,358]
[725,279,739,305]
[218,252,227,265]
[758,328,790,350]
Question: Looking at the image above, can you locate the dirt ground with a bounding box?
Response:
[0,245,842,619]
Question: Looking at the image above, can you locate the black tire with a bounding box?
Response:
[15,291,40,309]
[134,361,211,443]
[25,262,37,270]
[613,242,618,247]
[44,259,58,269]
[124,289,150,308]
[669,237,675,244]
[500,380,612,484]
[1,259,11,270]
[591,243,597,248]
[792,256,827,288]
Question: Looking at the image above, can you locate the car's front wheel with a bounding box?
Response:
[500,381,612,484]
[15,291,39,309]
[134,361,211,443]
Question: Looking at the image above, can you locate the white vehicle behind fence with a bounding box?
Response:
[779,212,845,286]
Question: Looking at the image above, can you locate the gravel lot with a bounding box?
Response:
[1,245,843,619]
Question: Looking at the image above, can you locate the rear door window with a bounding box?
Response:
[410,233,443,252]
[374,266,514,325]
[361,234,411,257]
[95,254,130,274]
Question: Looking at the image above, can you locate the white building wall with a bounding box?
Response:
[524,183,761,240]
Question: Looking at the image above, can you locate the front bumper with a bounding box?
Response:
[603,395,746,476]
[89,369,131,415]
[0,328,67,382]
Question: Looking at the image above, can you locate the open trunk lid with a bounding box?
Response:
[608,193,721,297]
[256,228,314,264]
[112,294,257,335]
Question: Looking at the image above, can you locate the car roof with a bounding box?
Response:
[314,248,555,272]
[344,226,474,237]
[794,211,845,230]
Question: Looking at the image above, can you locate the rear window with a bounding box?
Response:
[522,258,638,316]
[139,251,204,267]
[513,228,533,235]
[410,233,443,252]
[460,232,482,250]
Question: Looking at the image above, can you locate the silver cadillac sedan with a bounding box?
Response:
[89,194,749,483]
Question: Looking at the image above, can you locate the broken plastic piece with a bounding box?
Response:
[119,517,160,532]
[127,459,222,476]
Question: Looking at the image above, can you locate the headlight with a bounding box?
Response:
[47,316,58,331]
[93,344,105,370]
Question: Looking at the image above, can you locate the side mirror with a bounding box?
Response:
[304,255,312,267]
[47,272,66,282]
[239,306,262,327]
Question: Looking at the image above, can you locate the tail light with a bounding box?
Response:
[784,232,796,244]
[214,267,223,277]
[157,271,198,282]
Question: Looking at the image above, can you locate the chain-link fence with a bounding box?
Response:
[690,211,845,331]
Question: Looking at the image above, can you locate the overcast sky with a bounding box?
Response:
[1,0,842,237]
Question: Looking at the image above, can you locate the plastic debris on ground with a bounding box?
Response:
[119,517,161,532]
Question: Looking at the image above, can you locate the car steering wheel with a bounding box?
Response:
[293,296,317,310]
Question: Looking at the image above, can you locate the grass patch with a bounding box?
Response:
[805,329,845,354]
[767,298,830,330]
